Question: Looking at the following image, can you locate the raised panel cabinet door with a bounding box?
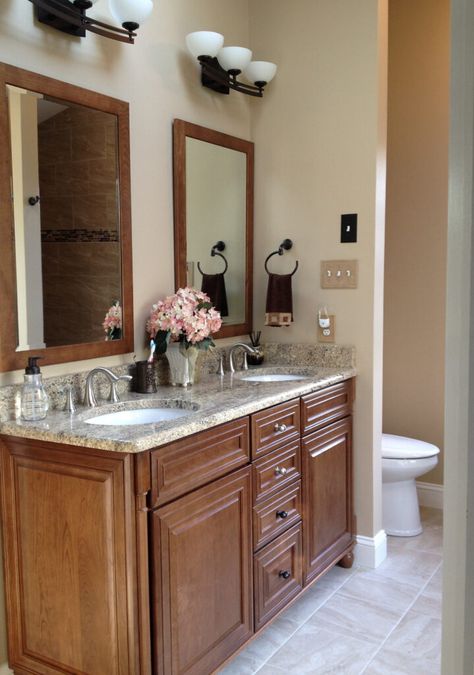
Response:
[152,466,253,675]
[302,417,354,585]
[0,436,140,675]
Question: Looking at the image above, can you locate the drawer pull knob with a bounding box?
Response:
[276,510,288,519]
[279,570,291,580]
[275,466,288,476]
[274,423,288,433]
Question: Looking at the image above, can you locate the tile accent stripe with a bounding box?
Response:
[41,229,119,243]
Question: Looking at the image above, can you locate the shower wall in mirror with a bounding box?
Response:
[8,87,121,349]
[173,120,253,339]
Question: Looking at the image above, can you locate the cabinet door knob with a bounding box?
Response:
[279,570,291,579]
[276,510,288,519]
[274,466,288,476]
[274,422,287,433]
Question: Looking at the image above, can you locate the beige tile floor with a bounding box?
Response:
[219,507,443,675]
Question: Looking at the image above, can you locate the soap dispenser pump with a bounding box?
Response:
[21,357,49,421]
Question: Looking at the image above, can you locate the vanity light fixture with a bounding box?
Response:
[28,0,154,43]
[186,31,277,98]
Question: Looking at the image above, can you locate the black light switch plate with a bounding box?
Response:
[341,213,357,243]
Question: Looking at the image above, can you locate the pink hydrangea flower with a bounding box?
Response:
[146,287,222,349]
[103,301,122,339]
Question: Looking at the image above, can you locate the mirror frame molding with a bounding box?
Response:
[173,119,254,339]
[0,63,134,372]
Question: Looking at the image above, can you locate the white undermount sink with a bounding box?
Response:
[85,407,192,426]
[239,373,310,383]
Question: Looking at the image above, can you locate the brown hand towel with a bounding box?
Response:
[201,273,229,317]
[265,273,293,327]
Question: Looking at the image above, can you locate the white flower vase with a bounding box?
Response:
[166,343,199,387]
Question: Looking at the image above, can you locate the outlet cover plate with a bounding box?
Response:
[321,260,358,289]
[318,315,335,342]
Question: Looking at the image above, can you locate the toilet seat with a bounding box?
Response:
[382,433,440,460]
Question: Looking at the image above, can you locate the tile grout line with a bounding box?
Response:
[252,568,359,674]
[357,558,443,674]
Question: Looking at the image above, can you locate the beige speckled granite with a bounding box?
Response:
[263,343,355,368]
[0,365,355,454]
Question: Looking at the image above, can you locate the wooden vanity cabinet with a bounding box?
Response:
[0,436,141,675]
[301,379,355,583]
[151,467,253,675]
[0,379,355,675]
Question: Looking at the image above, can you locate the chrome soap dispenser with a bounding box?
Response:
[21,357,49,421]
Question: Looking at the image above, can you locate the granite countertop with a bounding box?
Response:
[0,365,355,454]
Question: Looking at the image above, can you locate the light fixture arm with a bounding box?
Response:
[198,56,265,97]
[28,0,140,43]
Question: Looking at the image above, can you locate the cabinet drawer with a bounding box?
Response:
[252,440,301,504]
[301,380,353,435]
[251,399,300,459]
[254,524,303,630]
[150,418,250,507]
[253,480,302,550]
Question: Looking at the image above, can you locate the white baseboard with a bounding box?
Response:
[354,529,387,568]
[416,480,444,510]
[0,663,14,675]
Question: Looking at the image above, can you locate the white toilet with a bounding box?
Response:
[382,433,440,536]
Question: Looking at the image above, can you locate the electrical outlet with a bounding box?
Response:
[318,315,335,342]
[320,260,358,289]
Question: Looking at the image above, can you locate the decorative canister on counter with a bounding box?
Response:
[135,360,157,393]
[247,331,264,366]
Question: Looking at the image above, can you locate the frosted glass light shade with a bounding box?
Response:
[109,0,153,27]
[244,61,277,85]
[217,47,252,73]
[186,31,224,59]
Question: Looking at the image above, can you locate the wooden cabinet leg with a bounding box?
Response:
[337,551,354,569]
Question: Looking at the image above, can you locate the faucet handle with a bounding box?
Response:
[64,385,76,413]
[242,352,249,370]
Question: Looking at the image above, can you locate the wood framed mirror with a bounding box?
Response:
[0,63,133,372]
[173,119,253,339]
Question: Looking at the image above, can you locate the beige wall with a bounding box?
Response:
[250,0,388,537]
[442,0,474,670]
[383,0,449,485]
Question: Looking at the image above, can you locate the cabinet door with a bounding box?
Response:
[302,417,353,585]
[152,466,253,675]
[0,436,139,675]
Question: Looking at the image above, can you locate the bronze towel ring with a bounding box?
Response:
[197,240,229,275]
[264,238,299,276]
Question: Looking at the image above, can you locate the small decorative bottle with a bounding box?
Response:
[21,357,49,421]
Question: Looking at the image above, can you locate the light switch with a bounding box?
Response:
[320,260,358,289]
[341,214,357,243]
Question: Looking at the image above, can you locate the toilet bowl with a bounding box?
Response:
[382,433,440,537]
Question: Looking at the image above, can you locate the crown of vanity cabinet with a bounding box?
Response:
[0,378,354,675]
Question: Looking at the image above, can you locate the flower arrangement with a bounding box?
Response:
[146,287,222,353]
[103,301,122,340]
